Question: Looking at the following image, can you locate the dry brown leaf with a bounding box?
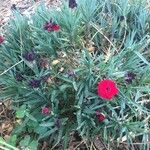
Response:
[88,46,95,53]
[52,59,60,65]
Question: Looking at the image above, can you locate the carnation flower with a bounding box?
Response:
[51,24,60,31]
[43,21,53,32]
[41,74,51,83]
[23,51,36,62]
[29,79,41,88]
[0,36,4,44]
[97,79,119,100]
[96,111,105,122]
[69,0,77,9]
[16,73,24,81]
[66,70,76,78]
[124,71,136,84]
[42,107,50,114]
[43,20,60,32]
[119,16,125,21]
[11,4,17,10]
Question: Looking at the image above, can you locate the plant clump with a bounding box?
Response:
[0,0,150,149]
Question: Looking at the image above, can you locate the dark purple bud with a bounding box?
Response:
[28,79,41,88]
[43,21,53,31]
[66,70,76,78]
[120,16,125,21]
[55,118,61,128]
[125,72,136,84]
[69,0,77,9]
[11,4,17,10]
[43,20,60,32]
[41,74,50,82]
[23,51,36,62]
[16,73,24,81]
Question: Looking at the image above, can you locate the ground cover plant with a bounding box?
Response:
[0,0,150,149]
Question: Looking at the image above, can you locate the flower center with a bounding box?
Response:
[106,87,111,92]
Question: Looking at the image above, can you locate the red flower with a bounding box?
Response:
[42,107,50,114]
[0,36,4,44]
[97,79,118,100]
[43,20,60,32]
[52,24,60,31]
[96,111,105,122]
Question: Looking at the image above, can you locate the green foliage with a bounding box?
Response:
[0,137,19,150]
[0,0,150,149]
